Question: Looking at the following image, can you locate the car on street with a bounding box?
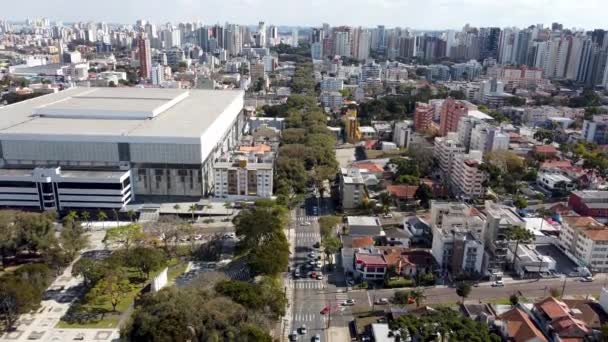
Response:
[320,306,330,315]
[342,299,356,306]
[308,252,317,258]
[315,261,323,268]
[491,280,505,287]
[316,273,323,280]
[289,331,298,341]
[308,260,316,266]
[374,298,389,305]
[313,334,321,342]
[293,269,300,279]
[581,276,594,282]
[310,271,317,278]
[313,242,320,248]
[299,325,307,335]
[382,213,393,218]
[301,221,311,226]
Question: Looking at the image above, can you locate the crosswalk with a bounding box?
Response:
[335,292,349,302]
[296,232,321,244]
[295,280,325,289]
[296,216,317,222]
[294,313,328,322]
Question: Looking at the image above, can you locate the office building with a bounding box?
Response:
[137,36,152,79]
[0,88,246,206]
[430,201,486,274]
[0,167,132,210]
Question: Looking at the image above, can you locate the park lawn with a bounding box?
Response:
[365,148,407,159]
[167,259,188,283]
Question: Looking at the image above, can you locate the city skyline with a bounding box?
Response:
[4,0,608,30]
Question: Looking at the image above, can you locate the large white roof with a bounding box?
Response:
[0,87,244,144]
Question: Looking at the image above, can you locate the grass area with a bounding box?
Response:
[57,259,187,330]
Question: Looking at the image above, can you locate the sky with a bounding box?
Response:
[5,0,608,30]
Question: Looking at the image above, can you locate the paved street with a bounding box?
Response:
[290,203,352,342]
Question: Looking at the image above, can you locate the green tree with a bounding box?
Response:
[409,288,426,308]
[60,217,89,260]
[318,215,341,238]
[393,290,409,304]
[97,211,108,229]
[0,278,41,329]
[88,267,131,312]
[249,233,289,275]
[514,196,528,210]
[0,211,18,269]
[455,282,471,303]
[72,257,104,288]
[233,205,287,251]
[104,224,143,251]
[321,236,342,267]
[509,294,519,306]
[549,287,561,298]
[188,204,198,222]
[127,209,137,222]
[14,211,57,255]
[127,246,167,279]
[378,192,393,214]
[414,183,433,209]
[80,211,91,230]
[507,226,534,270]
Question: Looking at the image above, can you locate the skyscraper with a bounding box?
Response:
[137,36,152,79]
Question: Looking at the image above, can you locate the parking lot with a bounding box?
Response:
[536,244,581,276]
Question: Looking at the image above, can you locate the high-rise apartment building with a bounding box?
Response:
[137,36,152,79]
[414,102,434,132]
[439,98,468,136]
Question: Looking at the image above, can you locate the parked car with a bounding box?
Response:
[313,242,321,248]
[310,272,317,278]
[374,298,389,305]
[491,280,505,287]
[289,331,298,341]
[299,325,307,335]
[316,273,323,280]
[313,334,321,342]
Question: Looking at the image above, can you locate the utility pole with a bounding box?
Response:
[560,276,567,298]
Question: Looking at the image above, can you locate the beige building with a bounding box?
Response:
[340,168,366,209]
[559,216,608,272]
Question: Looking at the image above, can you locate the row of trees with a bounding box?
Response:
[122,278,273,341]
[233,201,290,276]
[0,210,90,330]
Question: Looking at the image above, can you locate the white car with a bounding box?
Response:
[316,273,323,280]
[382,213,393,218]
[315,261,323,268]
[301,221,311,226]
[491,280,505,287]
[299,325,307,335]
[313,334,321,342]
[581,276,594,282]
[342,299,356,306]
[375,298,389,305]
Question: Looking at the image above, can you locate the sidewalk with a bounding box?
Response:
[327,326,350,342]
[279,210,297,341]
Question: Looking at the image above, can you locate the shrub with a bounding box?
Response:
[385,278,414,288]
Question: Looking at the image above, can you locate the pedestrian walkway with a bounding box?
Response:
[295,280,325,289]
[296,232,321,244]
[296,216,317,222]
[294,313,328,322]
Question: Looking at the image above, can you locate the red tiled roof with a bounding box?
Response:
[351,236,375,248]
[535,297,570,320]
[353,162,384,173]
[386,185,417,199]
[239,144,271,153]
[497,308,548,342]
[541,160,572,169]
[551,316,590,338]
[534,145,558,154]
[355,253,387,266]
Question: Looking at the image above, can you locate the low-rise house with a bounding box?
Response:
[340,235,375,275]
[380,248,436,277]
[533,145,558,159]
[380,227,412,247]
[346,216,382,236]
[495,307,548,342]
[532,297,590,341]
[354,251,387,281]
[537,171,575,194]
[404,216,431,242]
